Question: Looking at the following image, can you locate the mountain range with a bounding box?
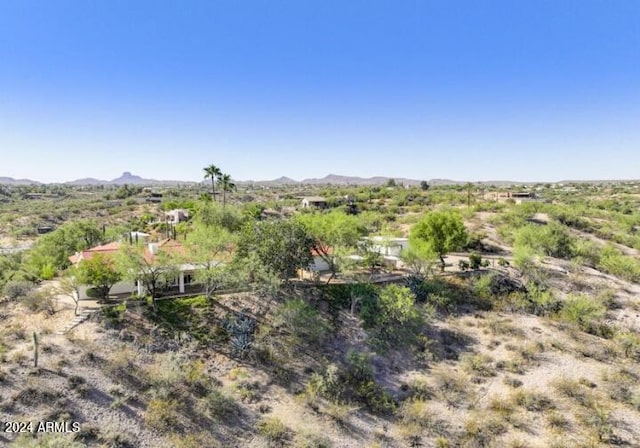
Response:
[0,172,635,186]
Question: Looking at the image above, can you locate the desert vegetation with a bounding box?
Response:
[1,178,640,446]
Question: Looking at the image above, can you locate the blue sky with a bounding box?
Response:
[1,0,638,183]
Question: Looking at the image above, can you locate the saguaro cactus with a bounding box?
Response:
[33,332,39,368]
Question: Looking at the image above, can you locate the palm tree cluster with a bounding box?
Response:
[203,164,236,206]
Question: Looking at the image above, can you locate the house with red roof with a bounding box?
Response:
[69,239,198,300]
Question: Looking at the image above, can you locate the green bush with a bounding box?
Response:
[274,298,330,346]
[2,280,35,299]
[20,290,56,314]
[205,388,238,420]
[560,294,607,335]
[144,398,180,432]
[514,223,575,260]
[256,417,288,444]
[596,246,640,283]
[468,252,482,270]
[360,285,421,347]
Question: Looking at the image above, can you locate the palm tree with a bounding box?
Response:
[220,173,236,207]
[203,164,222,201]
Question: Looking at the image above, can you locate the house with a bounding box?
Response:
[360,236,409,269]
[69,239,198,300]
[128,231,150,243]
[484,191,538,204]
[165,209,190,224]
[36,225,55,235]
[366,236,409,257]
[298,245,332,280]
[301,196,328,209]
[309,246,331,272]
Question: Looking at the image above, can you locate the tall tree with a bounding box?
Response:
[203,164,222,201]
[219,173,236,207]
[76,253,121,303]
[296,211,365,283]
[56,269,82,316]
[184,225,235,301]
[409,210,468,271]
[117,244,179,312]
[26,219,103,278]
[236,220,314,282]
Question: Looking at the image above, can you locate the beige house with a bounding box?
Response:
[301,196,328,209]
[484,191,537,204]
[165,209,190,224]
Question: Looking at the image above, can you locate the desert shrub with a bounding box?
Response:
[596,245,640,282]
[514,222,575,259]
[579,403,614,442]
[405,274,429,302]
[499,282,562,316]
[560,294,607,335]
[462,415,507,447]
[3,280,35,300]
[552,377,592,406]
[433,370,473,408]
[144,398,180,431]
[513,245,537,271]
[169,433,221,448]
[292,431,333,448]
[256,417,289,445]
[13,433,85,448]
[458,259,470,271]
[511,389,555,412]
[273,298,330,346]
[572,239,601,267]
[204,388,238,420]
[460,353,496,377]
[546,411,571,431]
[615,331,640,358]
[400,398,435,428]
[468,252,483,270]
[307,353,396,414]
[20,290,56,314]
[360,285,421,347]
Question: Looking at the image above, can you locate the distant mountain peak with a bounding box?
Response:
[0,176,41,185]
[272,176,299,184]
[110,171,145,184]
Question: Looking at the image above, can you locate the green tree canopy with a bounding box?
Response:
[76,253,121,302]
[235,219,314,281]
[184,225,235,300]
[26,219,103,278]
[117,243,179,311]
[194,200,245,232]
[409,210,468,270]
[296,211,365,283]
[203,164,222,201]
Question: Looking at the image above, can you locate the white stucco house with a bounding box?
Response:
[165,209,190,224]
[300,196,328,209]
[361,236,409,268]
[69,239,199,300]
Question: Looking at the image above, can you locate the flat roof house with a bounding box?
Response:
[301,196,328,209]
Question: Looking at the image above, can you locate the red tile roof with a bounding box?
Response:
[69,239,186,265]
[311,244,333,256]
[69,242,122,264]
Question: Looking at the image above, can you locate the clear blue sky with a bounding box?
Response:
[1,0,638,183]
